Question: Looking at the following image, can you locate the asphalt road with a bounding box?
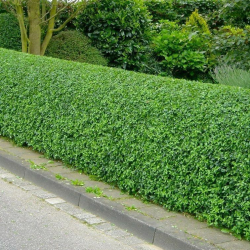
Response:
[0,177,139,250]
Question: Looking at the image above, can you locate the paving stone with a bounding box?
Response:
[9,178,31,187]
[116,235,145,246]
[47,165,75,174]
[138,206,177,220]
[84,217,106,225]
[45,197,66,205]
[102,188,130,200]
[30,189,57,199]
[2,176,20,183]
[0,167,8,174]
[189,227,236,244]
[4,147,31,156]
[105,229,131,238]
[60,172,90,181]
[82,180,112,190]
[20,184,40,191]
[216,240,250,250]
[0,141,15,149]
[54,202,83,216]
[3,176,26,186]
[162,214,208,231]
[118,198,152,209]
[21,152,45,160]
[134,244,162,250]
[74,212,96,220]
[26,158,51,165]
[0,173,16,179]
[94,222,117,232]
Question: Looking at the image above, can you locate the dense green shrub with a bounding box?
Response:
[76,0,151,70]
[0,13,21,51]
[153,22,209,79]
[0,2,7,14]
[144,0,174,22]
[220,0,250,28]
[145,0,224,28]
[210,25,250,70]
[1,48,250,239]
[45,30,107,66]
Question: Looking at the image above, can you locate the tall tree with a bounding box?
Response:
[2,0,89,55]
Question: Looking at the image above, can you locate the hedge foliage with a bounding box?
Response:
[45,30,108,66]
[145,0,224,28]
[76,0,151,70]
[0,48,250,239]
[0,13,21,51]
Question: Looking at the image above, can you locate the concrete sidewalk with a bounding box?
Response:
[0,136,249,250]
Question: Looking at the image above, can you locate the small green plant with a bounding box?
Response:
[85,186,103,196]
[124,205,137,211]
[89,175,100,181]
[70,179,84,186]
[55,174,67,180]
[28,160,47,170]
[212,65,250,89]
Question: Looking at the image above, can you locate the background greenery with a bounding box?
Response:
[45,30,108,66]
[0,13,21,51]
[76,0,152,71]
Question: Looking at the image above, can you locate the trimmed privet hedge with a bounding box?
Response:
[0,48,250,239]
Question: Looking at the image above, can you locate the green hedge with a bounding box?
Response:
[0,48,250,239]
[0,13,21,51]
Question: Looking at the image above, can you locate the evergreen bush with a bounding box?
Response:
[76,0,151,70]
[0,13,21,51]
[45,30,108,66]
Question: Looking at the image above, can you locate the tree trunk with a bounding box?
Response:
[28,0,41,55]
[40,0,57,56]
[14,0,29,53]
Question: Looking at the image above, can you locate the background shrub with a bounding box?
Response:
[145,0,224,28]
[45,30,108,66]
[0,13,21,51]
[209,25,250,70]
[76,0,152,70]
[0,1,7,14]
[144,0,174,22]
[153,22,209,79]
[185,9,211,34]
[1,48,250,239]
[220,0,250,28]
